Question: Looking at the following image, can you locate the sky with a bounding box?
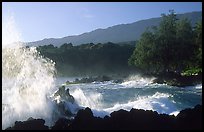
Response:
[2,2,202,42]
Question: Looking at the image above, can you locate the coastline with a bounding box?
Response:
[64,73,202,87]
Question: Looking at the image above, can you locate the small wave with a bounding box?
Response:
[169,111,180,116]
[121,75,156,88]
[183,84,202,89]
[195,84,202,89]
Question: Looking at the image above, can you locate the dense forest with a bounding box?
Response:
[36,41,137,76]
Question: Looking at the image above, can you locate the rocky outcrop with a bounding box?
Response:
[175,105,202,130]
[153,72,202,87]
[54,86,75,103]
[5,105,202,130]
[52,86,79,118]
[66,75,112,84]
[5,118,49,130]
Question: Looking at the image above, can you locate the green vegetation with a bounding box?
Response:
[36,41,137,76]
[129,10,202,77]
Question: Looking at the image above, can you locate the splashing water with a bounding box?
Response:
[70,88,103,110]
[2,15,56,129]
[104,92,178,116]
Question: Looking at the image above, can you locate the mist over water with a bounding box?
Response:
[2,15,56,129]
[121,75,156,88]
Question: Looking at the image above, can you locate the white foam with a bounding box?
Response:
[195,84,202,89]
[169,111,180,116]
[103,92,177,115]
[121,75,156,88]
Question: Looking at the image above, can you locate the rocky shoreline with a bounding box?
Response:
[65,75,124,84]
[64,73,202,87]
[6,104,202,130]
[153,72,202,87]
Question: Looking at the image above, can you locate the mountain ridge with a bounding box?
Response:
[26,11,202,47]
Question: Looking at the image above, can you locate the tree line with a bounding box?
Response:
[36,42,136,76]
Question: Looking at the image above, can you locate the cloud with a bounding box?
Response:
[83,14,94,18]
[78,7,94,19]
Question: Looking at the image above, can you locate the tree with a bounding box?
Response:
[60,43,73,51]
[156,10,178,72]
[194,21,202,68]
[129,10,177,74]
[174,18,194,72]
[128,31,159,73]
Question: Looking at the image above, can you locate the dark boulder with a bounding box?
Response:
[68,107,104,130]
[51,118,72,130]
[175,105,202,130]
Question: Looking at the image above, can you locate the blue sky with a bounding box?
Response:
[2,2,202,42]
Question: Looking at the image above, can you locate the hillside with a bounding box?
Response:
[26,11,202,47]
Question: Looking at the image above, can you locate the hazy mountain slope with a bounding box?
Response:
[27,11,202,47]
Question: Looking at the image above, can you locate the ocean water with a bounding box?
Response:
[55,76,202,118]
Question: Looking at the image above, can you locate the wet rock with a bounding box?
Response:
[51,118,71,130]
[153,73,202,87]
[54,86,75,103]
[5,119,49,130]
[67,75,113,84]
